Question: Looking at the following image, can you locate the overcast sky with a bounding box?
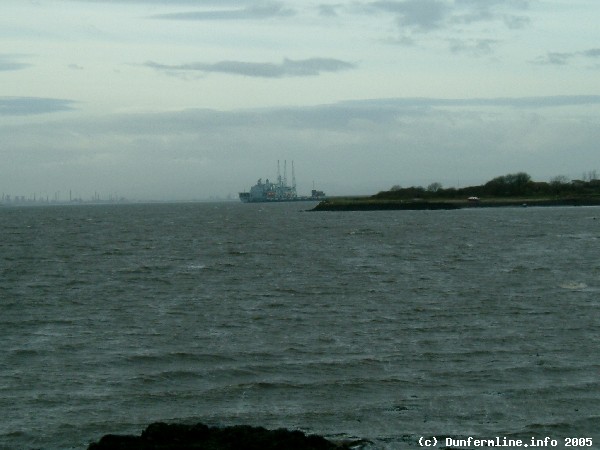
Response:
[2,0,600,201]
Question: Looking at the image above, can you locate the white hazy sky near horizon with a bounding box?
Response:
[1,0,599,200]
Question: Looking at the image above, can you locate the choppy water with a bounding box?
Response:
[1,202,599,449]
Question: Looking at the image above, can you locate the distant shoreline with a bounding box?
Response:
[311,197,600,211]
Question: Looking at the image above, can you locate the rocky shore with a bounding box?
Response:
[87,422,361,450]
[311,197,600,211]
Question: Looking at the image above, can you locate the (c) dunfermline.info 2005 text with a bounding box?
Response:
[418,436,593,447]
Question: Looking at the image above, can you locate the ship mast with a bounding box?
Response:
[291,160,297,194]
[277,160,282,188]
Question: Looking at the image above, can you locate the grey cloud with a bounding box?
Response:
[449,38,498,56]
[145,58,356,78]
[0,97,76,115]
[453,0,530,21]
[38,95,598,138]
[86,95,600,135]
[0,55,31,71]
[533,48,600,66]
[583,48,600,58]
[151,2,295,20]
[534,52,574,66]
[336,96,600,113]
[318,4,339,17]
[370,0,531,32]
[367,0,531,58]
[70,1,258,4]
[371,0,450,31]
[498,95,600,108]
[502,14,529,29]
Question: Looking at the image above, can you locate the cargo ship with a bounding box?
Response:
[239,161,325,203]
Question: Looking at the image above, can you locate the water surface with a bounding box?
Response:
[1,203,598,449]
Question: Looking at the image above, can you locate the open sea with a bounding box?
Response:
[1,202,599,450]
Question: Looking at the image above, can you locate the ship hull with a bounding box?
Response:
[239,194,321,203]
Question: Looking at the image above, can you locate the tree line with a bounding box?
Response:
[374,172,600,200]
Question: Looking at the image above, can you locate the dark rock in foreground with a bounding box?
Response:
[88,422,356,450]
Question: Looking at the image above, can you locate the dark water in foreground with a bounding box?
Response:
[1,202,599,449]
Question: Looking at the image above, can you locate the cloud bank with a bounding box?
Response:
[370,0,531,32]
[145,58,356,78]
[0,55,30,71]
[0,97,76,115]
[367,0,531,53]
[533,48,600,66]
[151,2,295,20]
[3,95,599,199]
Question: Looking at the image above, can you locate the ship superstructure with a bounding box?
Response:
[239,161,325,203]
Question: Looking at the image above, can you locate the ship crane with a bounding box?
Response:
[238,160,325,202]
[277,160,282,188]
